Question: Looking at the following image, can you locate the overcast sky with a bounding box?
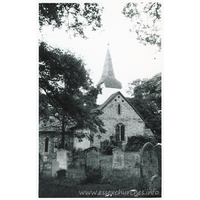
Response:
[39,1,163,96]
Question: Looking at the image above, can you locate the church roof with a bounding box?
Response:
[98,91,146,123]
[97,47,122,89]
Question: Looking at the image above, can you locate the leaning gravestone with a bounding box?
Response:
[155,143,162,177]
[112,147,124,170]
[140,142,159,188]
[149,174,161,192]
[84,147,101,183]
[56,149,67,170]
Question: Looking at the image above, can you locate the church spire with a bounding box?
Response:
[97,45,122,89]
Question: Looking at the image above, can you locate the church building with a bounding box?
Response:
[90,45,153,149]
[39,45,153,157]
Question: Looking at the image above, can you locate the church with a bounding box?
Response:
[39,45,153,156]
[74,45,153,150]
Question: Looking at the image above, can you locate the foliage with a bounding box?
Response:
[100,139,117,155]
[39,3,103,38]
[126,135,157,151]
[102,144,116,155]
[39,42,106,147]
[39,3,105,147]
[122,2,162,51]
[127,73,161,142]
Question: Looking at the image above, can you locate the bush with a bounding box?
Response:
[102,144,116,155]
[125,135,156,151]
[101,139,117,155]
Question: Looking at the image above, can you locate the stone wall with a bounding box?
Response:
[39,132,73,164]
[93,93,145,148]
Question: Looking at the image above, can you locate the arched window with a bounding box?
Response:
[45,137,49,152]
[115,123,125,142]
[121,125,125,141]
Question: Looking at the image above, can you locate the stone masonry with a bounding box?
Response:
[93,92,145,148]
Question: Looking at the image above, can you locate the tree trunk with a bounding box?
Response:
[61,116,65,149]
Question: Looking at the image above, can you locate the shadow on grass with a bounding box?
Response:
[39,172,143,198]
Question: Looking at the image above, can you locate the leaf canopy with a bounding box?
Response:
[127,73,161,142]
[122,2,162,51]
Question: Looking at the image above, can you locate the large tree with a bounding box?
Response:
[39,3,105,148]
[39,42,105,148]
[127,73,161,142]
[122,2,162,51]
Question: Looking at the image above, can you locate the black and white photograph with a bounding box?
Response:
[38,1,162,198]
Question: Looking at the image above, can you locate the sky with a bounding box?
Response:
[39,1,163,97]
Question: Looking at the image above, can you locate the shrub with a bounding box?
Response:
[102,144,116,155]
[125,135,156,151]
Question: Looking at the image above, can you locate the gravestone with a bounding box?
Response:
[112,147,124,170]
[51,159,59,177]
[140,142,158,188]
[56,149,67,170]
[84,147,101,182]
[155,143,162,177]
[149,175,161,192]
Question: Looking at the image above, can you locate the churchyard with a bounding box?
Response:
[39,142,161,198]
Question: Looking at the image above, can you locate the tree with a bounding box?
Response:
[39,3,103,38]
[39,3,105,148]
[122,2,162,51]
[39,42,105,148]
[127,73,161,142]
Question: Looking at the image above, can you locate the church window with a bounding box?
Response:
[115,123,125,142]
[122,100,124,102]
[118,96,120,98]
[45,137,49,152]
[118,104,121,115]
[116,125,120,141]
[121,125,125,141]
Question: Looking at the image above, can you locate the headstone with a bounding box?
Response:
[84,147,101,182]
[56,149,67,170]
[155,143,162,176]
[52,159,59,177]
[112,147,124,169]
[149,175,161,192]
[140,142,158,187]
